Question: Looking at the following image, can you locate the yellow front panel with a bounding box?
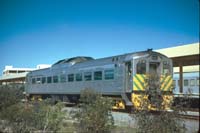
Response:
[160,75,173,91]
[132,93,173,111]
[133,74,147,91]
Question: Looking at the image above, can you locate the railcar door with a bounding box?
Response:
[149,62,160,75]
[125,61,132,92]
[148,62,161,93]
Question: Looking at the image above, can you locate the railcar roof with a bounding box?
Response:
[52,56,94,66]
[51,50,168,68]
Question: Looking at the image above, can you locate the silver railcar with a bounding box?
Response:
[25,49,173,110]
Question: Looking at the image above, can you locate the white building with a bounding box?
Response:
[0,64,51,84]
[2,65,51,76]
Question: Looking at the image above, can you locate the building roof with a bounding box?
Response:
[3,66,35,72]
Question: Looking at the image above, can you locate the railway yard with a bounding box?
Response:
[0,0,199,130]
[0,43,199,132]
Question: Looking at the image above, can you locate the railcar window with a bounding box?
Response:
[104,69,114,80]
[76,73,82,81]
[60,74,66,83]
[184,79,189,86]
[136,61,146,74]
[47,76,52,83]
[53,76,59,83]
[42,77,46,84]
[197,78,199,86]
[36,78,41,84]
[32,78,36,84]
[190,79,195,86]
[68,74,74,82]
[84,72,92,81]
[163,62,170,75]
[173,80,176,87]
[94,71,102,80]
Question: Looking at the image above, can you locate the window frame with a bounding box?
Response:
[68,74,74,82]
[47,76,52,83]
[42,77,46,84]
[53,75,59,83]
[183,79,189,86]
[84,72,92,81]
[76,73,83,81]
[94,71,102,80]
[163,61,171,75]
[136,60,146,74]
[60,74,66,83]
[197,78,199,86]
[36,77,41,84]
[104,69,114,80]
[173,80,176,87]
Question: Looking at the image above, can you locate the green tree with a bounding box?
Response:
[74,88,114,133]
[0,84,24,111]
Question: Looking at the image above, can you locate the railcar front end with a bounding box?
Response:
[129,51,173,110]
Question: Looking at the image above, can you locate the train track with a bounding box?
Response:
[150,111,199,121]
[178,111,199,120]
[112,108,199,120]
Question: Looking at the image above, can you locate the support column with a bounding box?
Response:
[179,64,183,93]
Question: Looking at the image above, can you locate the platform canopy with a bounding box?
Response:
[155,42,199,67]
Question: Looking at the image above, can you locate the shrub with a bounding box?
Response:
[74,88,114,133]
[133,110,186,133]
[0,100,66,133]
[132,73,186,133]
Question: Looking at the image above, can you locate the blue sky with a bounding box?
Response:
[0,0,199,73]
